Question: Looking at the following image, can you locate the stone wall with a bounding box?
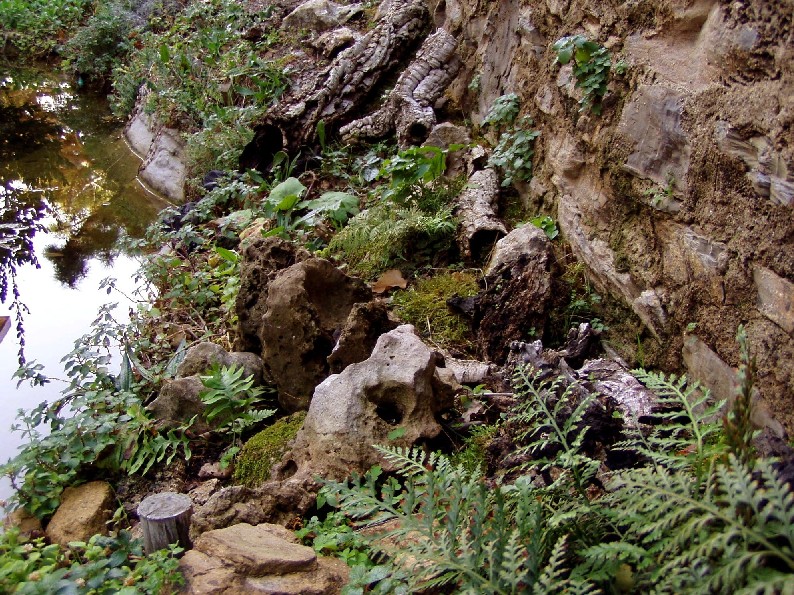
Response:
[437,0,793,432]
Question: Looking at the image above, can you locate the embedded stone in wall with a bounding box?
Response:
[753,267,794,335]
[714,122,794,208]
[139,127,186,202]
[547,133,585,185]
[682,335,785,438]
[558,194,667,338]
[618,85,691,189]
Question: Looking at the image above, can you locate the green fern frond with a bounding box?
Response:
[326,203,456,277]
[535,536,599,594]
[625,369,726,480]
[602,455,794,593]
[324,444,594,594]
[511,366,601,496]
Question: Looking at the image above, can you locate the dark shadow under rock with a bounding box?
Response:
[327,300,399,374]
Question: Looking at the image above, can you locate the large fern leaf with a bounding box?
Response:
[324,445,593,594]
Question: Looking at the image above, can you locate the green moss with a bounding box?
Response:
[392,271,479,351]
[451,424,499,475]
[233,411,306,487]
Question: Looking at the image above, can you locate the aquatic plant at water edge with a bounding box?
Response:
[0,184,47,367]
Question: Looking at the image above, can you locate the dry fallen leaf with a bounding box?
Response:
[372,269,408,294]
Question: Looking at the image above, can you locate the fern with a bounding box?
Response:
[623,369,726,482]
[588,456,794,593]
[511,366,601,497]
[322,446,594,594]
[326,203,456,278]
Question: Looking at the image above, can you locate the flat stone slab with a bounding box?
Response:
[754,266,794,334]
[194,523,316,576]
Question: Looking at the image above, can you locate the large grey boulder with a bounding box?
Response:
[281,325,459,481]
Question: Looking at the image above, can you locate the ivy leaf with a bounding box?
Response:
[556,46,573,64]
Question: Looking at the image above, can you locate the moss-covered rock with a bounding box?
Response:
[233,412,306,487]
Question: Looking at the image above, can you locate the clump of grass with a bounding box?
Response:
[233,411,306,487]
[392,271,479,351]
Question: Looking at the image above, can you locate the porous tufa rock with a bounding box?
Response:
[281,325,459,481]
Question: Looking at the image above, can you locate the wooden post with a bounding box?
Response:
[137,492,193,554]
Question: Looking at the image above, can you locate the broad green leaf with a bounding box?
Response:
[215,246,238,263]
[267,177,306,208]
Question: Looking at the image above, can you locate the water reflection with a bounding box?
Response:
[0,67,168,289]
[0,67,169,503]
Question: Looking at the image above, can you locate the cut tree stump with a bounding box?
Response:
[137,492,193,554]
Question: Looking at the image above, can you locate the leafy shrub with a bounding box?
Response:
[3,304,192,518]
[552,35,612,115]
[234,412,306,487]
[0,0,91,56]
[392,271,479,351]
[483,95,539,187]
[62,0,138,86]
[0,527,183,594]
[110,0,286,178]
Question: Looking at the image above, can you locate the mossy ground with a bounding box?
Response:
[233,411,306,487]
[392,271,479,353]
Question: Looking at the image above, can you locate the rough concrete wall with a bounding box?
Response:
[439,0,794,432]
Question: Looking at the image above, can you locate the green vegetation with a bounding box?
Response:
[315,329,794,593]
[0,528,183,594]
[110,0,286,180]
[0,0,91,56]
[552,35,612,115]
[199,364,276,468]
[530,215,559,240]
[62,0,138,86]
[325,145,463,278]
[483,94,540,187]
[392,271,479,351]
[233,412,306,487]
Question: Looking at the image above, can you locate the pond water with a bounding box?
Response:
[0,67,169,504]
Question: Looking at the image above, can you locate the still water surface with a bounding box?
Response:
[0,67,168,503]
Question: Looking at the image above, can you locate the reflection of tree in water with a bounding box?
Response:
[0,181,47,364]
[2,71,161,288]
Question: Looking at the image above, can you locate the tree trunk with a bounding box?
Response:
[137,492,193,554]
